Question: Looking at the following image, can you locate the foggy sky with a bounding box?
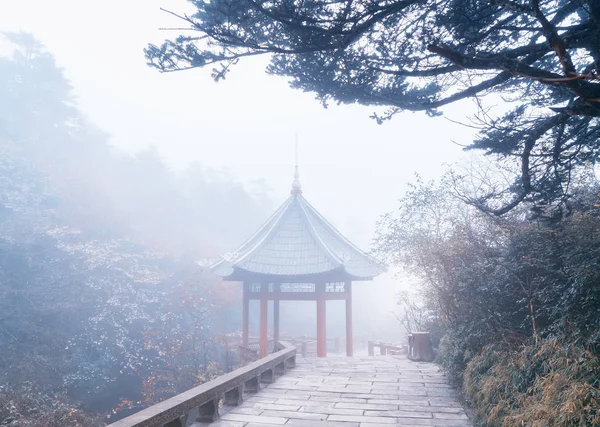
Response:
[0,0,481,329]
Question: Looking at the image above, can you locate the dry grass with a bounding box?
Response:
[464,336,600,426]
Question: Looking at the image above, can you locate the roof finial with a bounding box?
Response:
[291,133,302,195]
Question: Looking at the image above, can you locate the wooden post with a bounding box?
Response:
[242,282,249,347]
[259,283,268,358]
[345,280,353,356]
[274,299,280,343]
[316,283,327,357]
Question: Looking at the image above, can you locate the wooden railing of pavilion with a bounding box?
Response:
[107,342,297,427]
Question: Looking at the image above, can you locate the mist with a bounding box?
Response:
[0,1,483,333]
[3,1,600,426]
[0,0,483,424]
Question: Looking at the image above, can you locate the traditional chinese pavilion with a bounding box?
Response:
[211,166,386,357]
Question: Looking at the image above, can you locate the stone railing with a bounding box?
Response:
[107,341,296,427]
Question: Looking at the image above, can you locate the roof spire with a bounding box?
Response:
[291,133,302,195]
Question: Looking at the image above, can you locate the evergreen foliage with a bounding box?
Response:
[146,0,600,214]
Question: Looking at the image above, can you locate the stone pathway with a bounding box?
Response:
[196,356,473,427]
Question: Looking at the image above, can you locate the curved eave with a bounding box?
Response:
[218,265,376,283]
[298,195,387,273]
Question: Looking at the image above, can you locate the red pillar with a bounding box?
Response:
[274,299,280,342]
[260,296,268,357]
[316,283,327,357]
[242,282,249,347]
[345,281,353,356]
[273,283,280,342]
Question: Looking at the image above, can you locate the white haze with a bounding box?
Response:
[0,0,482,339]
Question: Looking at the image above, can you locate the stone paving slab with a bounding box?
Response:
[194,356,472,427]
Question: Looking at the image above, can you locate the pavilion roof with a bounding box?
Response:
[210,188,386,282]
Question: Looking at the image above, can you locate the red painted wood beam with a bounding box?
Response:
[247,292,348,301]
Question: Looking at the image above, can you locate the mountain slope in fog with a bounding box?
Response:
[0,32,271,424]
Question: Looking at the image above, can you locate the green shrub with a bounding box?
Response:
[437,331,471,386]
[464,335,600,426]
